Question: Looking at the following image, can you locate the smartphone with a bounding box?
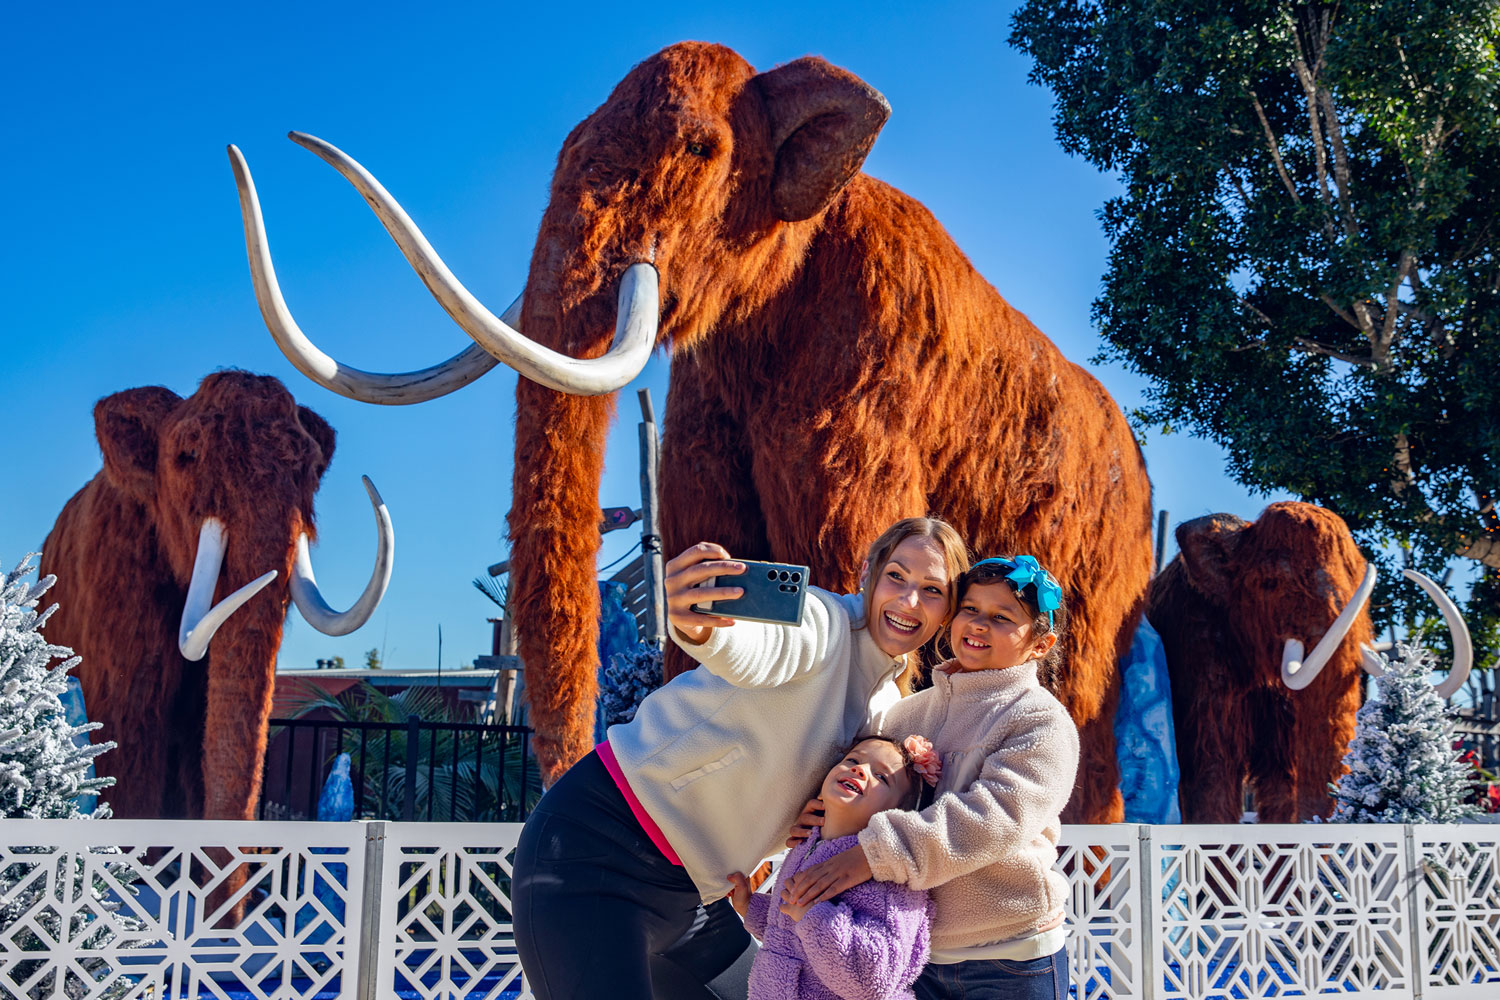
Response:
[691,559,810,626]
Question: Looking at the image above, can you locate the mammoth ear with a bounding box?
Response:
[298,405,337,479]
[753,56,891,222]
[1174,513,1249,597]
[94,386,181,499]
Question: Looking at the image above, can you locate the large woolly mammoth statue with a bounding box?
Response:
[229,43,1153,821]
[1147,502,1473,822]
[40,371,393,820]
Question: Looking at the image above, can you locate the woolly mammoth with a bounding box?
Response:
[230,42,1153,822]
[1146,502,1472,823]
[41,371,392,820]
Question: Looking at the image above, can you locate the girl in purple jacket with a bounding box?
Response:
[727,735,940,1000]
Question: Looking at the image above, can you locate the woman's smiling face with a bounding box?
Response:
[949,580,1054,672]
[867,536,952,657]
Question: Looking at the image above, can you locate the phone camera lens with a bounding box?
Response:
[766,570,777,580]
[791,572,802,582]
[778,571,790,581]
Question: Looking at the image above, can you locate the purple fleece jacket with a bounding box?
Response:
[744,830,931,1000]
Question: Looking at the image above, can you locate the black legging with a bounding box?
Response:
[512,750,753,1000]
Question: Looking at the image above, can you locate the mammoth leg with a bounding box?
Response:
[1246,689,1299,822]
[659,374,768,682]
[1175,681,1249,824]
[1293,677,1361,821]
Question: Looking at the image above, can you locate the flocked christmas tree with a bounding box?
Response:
[1,554,141,1000]
[0,553,115,817]
[1329,642,1478,823]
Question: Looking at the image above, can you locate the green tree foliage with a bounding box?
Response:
[1012,1,1500,678]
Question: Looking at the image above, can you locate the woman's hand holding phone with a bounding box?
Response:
[664,543,746,644]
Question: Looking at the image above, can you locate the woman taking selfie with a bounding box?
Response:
[512,516,967,1000]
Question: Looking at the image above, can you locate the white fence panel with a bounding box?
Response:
[1058,825,1146,999]
[372,822,531,1000]
[1413,823,1500,998]
[1150,824,1412,999]
[0,819,365,1000]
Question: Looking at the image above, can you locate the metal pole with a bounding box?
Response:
[638,388,666,648]
[1154,510,1169,574]
[403,715,419,822]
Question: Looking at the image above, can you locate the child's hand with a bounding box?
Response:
[784,797,824,848]
[778,897,813,922]
[782,846,873,908]
[726,871,751,919]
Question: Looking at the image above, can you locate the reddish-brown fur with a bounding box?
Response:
[1146,502,1371,823]
[40,371,333,821]
[507,43,1154,821]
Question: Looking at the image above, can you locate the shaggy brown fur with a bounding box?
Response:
[1146,502,1372,823]
[40,371,333,821]
[507,43,1154,822]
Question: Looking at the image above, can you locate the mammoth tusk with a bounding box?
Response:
[285,131,658,395]
[1358,570,1473,700]
[229,142,515,405]
[179,519,278,661]
[290,476,394,636]
[1281,563,1377,690]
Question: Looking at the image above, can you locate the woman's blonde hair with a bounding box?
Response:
[857,516,970,694]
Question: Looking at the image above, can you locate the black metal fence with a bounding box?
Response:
[261,717,537,823]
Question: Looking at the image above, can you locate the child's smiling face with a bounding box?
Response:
[818,739,914,837]
[949,580,1056,672]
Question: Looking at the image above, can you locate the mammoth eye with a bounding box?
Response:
[176,451,197,467]
[686,141,711,158]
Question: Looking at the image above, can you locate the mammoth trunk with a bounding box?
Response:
[199,560,294,821]
[509,379,613,785]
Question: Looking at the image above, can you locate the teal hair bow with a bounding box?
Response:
[972,555,1062,628]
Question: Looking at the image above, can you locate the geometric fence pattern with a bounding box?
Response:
[4,820,1498,999]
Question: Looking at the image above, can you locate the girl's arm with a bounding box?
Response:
[791,886,930,1000]
[860,703,1080,890]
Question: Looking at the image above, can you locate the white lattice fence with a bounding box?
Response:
[4,820,1498,999]
[1413,824,1500,998]
[0,819,364,1000]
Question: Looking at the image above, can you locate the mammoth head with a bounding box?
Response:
[94,371,393,658]
[1172,502,1471,698]
[228,42,889,401]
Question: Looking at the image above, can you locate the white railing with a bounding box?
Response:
[1,820,1496,999]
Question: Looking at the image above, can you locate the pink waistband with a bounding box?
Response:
[596,740,683,866]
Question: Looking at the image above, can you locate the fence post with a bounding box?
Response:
[356,821,387,1000]
[1403,824,1425,999]
[1138,825,1157,999]
[404,716,420,821]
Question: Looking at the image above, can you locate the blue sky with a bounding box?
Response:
[2,1,1288,671]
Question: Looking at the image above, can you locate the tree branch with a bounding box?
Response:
[1291,337,1376,366]
[1246,87,1302,204]
[1317,85,1360,236]
[1377,250,1417,354]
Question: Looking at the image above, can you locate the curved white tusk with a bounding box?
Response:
[1281,563,1377,690]
[290,476,394,636]
[1402,569,1474,700]
[179,519,278,661]
[284,131,659,396]
[229,143,514,405]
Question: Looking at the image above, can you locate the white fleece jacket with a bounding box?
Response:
[863,661,1080,959]
[606,588,904,903]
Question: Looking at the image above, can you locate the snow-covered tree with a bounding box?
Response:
[1330,642,1478,823]
[0,553,114,818]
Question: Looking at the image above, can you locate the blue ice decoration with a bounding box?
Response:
[595,580,641,740]
[1113,619,1182,823]
[316,752,354,822]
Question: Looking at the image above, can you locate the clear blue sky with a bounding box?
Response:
[2,1,1287,671]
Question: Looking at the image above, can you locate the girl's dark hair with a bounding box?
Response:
[843,734,924,810]
[953,559,1070,685]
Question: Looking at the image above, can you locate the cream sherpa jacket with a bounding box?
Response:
[863,661,1080,959]
[607,588,904,903]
